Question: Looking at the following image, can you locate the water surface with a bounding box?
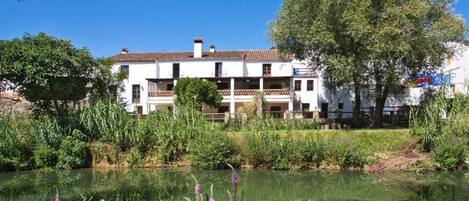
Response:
[0,169,468,201]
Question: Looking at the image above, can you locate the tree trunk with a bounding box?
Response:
[373,86,390,128]
[352,85,361,128]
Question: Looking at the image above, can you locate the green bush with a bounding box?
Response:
[300,136,328,168]
[126,148,144,168]
[189,131,236,169]
[0,115,33,171]
[331,141,367,169]
[431,137,465,170]
[33,144,57,168]
[241,131,300,169]
[56,134,90,169]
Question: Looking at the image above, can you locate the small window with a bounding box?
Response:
[307,80,314,91]
[338,103,344,110]
[216,83,229,90]
[218,106,229,113]
[136,106,143,114]
[132,85,140,104]
[295,80,301,91]
[167,84,174,91]
[263,64,272,77]
[302,103,310,112]
[173,63,180,78]
[215,62,223,77]
[120,65,129,79]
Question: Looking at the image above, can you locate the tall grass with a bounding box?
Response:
[80,100,132,150]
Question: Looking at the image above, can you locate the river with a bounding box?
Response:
[0,169,468,201]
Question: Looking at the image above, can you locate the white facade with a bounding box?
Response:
[112,39,469,118]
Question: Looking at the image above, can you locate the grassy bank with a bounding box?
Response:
[1,99,465,172]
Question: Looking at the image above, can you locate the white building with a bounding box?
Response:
[111,38,469,118]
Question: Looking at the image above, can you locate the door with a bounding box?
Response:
[321,103,328,118]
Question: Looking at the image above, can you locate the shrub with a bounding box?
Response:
[300,136,328,168]
[241,131,300,169]
[126,148,144,168]
[0,115,33,171]
[89,142,119,165]
[431,137,465,170]
[189,131,236,169]
[331,141,367,169]
[33,144,57,168]
[56,134,90,169]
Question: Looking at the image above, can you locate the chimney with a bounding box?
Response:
[193,37,203,58]
[121,48,129,54]
[209,44,216,53]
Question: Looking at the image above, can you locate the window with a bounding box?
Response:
[215,62,223,77]
[263,64,272,77]
[270,106,282,112]
[307,80,314,91]
[120,65,129,79]
[167,84,174,91]
[173,63,180,78]
[216,83,229,90]
[132,85,140,104]
[338,103,344,110]
[302,103,310,112]
[136,106,143,114]
[218,106,229,113]
[270,84,282,89]
[295,80,301,91]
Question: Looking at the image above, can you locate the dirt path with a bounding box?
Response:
[366,143,429,172]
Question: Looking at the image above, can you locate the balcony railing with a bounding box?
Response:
[148,91,173,97]
[218,90,231,96]
[264,89,290,96]
[234,89,258,96]
[149,89,290,98]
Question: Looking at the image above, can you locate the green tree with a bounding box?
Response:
[271,0,465,127]
[0,33,96,113]
[173,78,222,109]
[88,58,122,103]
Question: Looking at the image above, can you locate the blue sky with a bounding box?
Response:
[0,0,468,58]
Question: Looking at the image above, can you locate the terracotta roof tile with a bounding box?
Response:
[110,49,292,62]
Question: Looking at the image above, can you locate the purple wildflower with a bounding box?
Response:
[209,198,216,201]
[194,183,201,201]
[228,164,238,201]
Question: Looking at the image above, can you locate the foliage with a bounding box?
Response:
[189,131,236,169]
[56,135,90,170]
[173,78,223,108]
[300,136,328,168]
[431,137,465,170]
[0,33,96,112]
[149,106,208,162]
[88,58,121,102]
[410,92,448,152]
[271,0,465,127]
[126,148,145,168]
[330,140,367,169]
[33,144,57,168]
[0,115,33,171]
[236,92,266,120]
[80,100,132,150]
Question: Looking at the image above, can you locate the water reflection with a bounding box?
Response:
[0,169,468,201]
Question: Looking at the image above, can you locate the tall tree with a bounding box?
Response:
[272,0,465,127]
[0,33,96,113]
[271,0,371,127]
